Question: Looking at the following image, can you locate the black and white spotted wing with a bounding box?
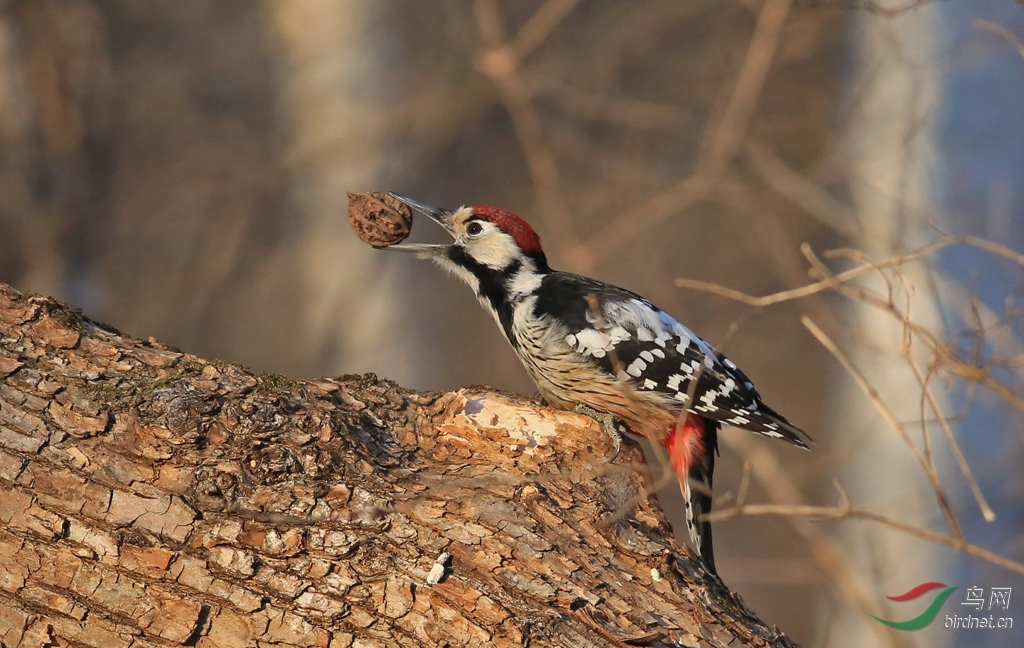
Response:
[533,272,811,448]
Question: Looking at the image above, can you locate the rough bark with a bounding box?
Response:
[0,284,795,648]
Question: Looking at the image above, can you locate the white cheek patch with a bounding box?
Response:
[469,232,521,269]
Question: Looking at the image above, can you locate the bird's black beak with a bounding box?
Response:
[385,194,455,256]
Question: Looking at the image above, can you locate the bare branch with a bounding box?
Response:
[801,316,963,538]
[675,235,1024,308]
[565,0,794,271]
[975,18,1024,59]
[706,502,1024,577]
[474,0,580,258]
[909,354,996,522]
[744,140,861,240]
[507,0,581,64]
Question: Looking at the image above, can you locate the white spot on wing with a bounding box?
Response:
[626,358,646,377]
[572,328,609,357]
[672,323,692,348]
[607,326,631,344]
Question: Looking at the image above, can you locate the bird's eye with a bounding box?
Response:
[466,222,484,236]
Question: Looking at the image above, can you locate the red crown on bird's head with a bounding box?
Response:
[470,205,542,254]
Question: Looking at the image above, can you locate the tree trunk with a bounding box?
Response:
[0,284,795,648]
[832,5,948,647]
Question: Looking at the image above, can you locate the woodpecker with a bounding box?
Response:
[384,195,810,574]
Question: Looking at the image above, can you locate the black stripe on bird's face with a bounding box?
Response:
[447,245,519,344]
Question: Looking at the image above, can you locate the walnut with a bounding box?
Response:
[346,192,413,248]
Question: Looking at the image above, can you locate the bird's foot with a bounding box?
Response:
[572,404,625,461]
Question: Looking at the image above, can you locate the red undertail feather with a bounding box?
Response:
[664,413,717,573]
[664,414,705,476]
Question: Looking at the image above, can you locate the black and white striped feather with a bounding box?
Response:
[532,273,811,448]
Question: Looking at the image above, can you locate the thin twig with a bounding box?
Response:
[843,0,939,16]
[910,355,996,522]
[811,244,1024,413]
[674,235,1024,308]
[565,0,794,271]
[801,316,963,538]
[474,0,580,260]
[975,19,1024,59]
[507,0,581,64]
[718,436,902,644]
[705,501,1024,577]
[735,461,753,508]
[679,235,1015,525]
[744,140,861,239]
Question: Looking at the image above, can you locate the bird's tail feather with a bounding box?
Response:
[666,415,718,574]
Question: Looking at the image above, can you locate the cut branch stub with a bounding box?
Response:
[0,283,795,647]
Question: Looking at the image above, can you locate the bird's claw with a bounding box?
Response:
[572,404,624,461]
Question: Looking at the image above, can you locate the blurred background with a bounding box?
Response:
[1,0,1022,645]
